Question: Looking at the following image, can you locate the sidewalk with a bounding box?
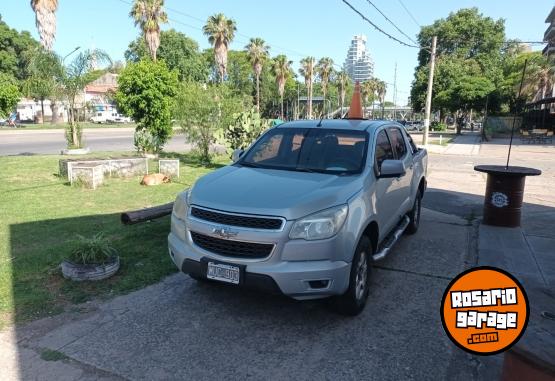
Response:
[425,133,481,155]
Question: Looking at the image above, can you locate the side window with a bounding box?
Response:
[374,130,394,168]
[388,128,407,159]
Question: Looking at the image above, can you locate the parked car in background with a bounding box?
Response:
[90,111,112,124]
[111,114,132,124]
[403,121,423,132]
[169,119,428,315]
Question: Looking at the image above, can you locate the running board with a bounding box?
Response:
[372,216,410,261]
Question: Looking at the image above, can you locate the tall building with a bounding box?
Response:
[544,6,555,56]
[343,35,374,82]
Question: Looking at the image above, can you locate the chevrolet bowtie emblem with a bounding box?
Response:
[211,226,239,239]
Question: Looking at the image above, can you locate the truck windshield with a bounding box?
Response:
[238,127,368,175]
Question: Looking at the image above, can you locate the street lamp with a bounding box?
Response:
[62,46,81,64]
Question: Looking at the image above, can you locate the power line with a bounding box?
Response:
[397,0,421,28]
[341,0,420,49]
[364,0,418,45]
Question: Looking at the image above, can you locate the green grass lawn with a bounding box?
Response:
[0,151,226,329]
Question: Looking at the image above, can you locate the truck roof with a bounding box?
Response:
[276,119,393,132]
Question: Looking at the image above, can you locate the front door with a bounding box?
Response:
[387,126,413,216]
[373,129,399,239]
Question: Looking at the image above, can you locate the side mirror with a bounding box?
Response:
[378,159,406,178]
[232,149,244,162]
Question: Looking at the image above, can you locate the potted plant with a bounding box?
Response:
[61,233,120,281]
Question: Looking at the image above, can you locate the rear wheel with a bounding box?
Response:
[405,189,422,235]
[330,236,372,316]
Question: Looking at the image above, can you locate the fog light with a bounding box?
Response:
[308,280,329,289]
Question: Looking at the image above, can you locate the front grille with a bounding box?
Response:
[190,207,283,230]
[190,231,274,258]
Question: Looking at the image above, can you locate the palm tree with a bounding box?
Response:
[316,57,334,116]
[272,55,292,119]
[62,49,111,147]
[130,0,168,61]
[30,0,58,50]
[360,81,373,118]
[375,79,387,118]
[336,70,350,116]
[203,13,237,82]
[299,57,315,119]
[245,38,270,112]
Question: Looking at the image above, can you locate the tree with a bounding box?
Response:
[360,80,375,116]
[245,38,270,112]
[0,16,41,81]
[411,8,505,116]
[125,29,208,82]
[116,60,178,153]
[130,0,168,61]
[175,82,246,163]
[23,50,62,123]
[203,13,237,82]
[0,73,20,119]
[30,0,58,50]
[299,57,315,119]
[316,57,334,115]
[61,49,111,147]
[335,70,350,113]
[272,55,293,119]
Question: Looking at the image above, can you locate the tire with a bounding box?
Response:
[405,189,422,235]
[330,236,372,316]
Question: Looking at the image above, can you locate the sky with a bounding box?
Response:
[1,0,553,105]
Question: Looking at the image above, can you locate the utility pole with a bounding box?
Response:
[393,62,397,121]
[422,36,437,147]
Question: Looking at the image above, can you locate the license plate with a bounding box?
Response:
[206,262,240,284]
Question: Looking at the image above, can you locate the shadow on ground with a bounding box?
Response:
[3,186,554,379]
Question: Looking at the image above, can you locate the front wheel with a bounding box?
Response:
[330,236,372,316]
[405,189,422,235]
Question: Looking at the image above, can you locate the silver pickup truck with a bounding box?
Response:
[169,119,427,315]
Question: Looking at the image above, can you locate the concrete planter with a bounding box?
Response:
[61,147,91,155]
[61,256,120,281]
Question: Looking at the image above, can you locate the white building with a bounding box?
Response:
[343,35,374,82]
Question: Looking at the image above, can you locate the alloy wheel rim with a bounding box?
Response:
[355,251,367,300]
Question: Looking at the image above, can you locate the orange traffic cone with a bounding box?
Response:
[347,81,364,119]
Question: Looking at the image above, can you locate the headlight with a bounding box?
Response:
[289,205,348,240]
[172,190,188,219]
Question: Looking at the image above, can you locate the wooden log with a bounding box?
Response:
[121,202,174,225]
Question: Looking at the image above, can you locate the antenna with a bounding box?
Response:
[316,114,325,127]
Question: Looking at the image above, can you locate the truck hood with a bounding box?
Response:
[190,165,363,220]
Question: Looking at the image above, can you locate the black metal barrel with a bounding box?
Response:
[474,165,541,228]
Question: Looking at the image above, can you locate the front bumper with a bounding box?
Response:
[168,230,351,300]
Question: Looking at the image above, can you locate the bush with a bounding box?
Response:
[430,121,447,131]
[0,73,20,119]
[214,108,270,155]
[175,82,247,163]
[68,233,118,265]
[115,60,178,153]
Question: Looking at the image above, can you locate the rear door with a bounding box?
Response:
[387,126,413,215]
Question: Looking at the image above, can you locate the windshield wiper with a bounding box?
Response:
[240,162,263,168]
[294,167,327,174]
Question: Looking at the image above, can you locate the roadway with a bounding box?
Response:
[0,128,190,155]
